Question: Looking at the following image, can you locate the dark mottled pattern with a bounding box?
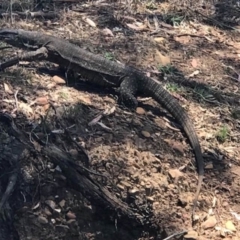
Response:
[0,29,204,213]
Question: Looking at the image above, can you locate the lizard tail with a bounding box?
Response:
[141,75,204,210]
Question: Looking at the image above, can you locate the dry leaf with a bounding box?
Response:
[52,75,65,85]
[3,82,13,94]
[101,28,114,37]
[103,106,116,115]
[35,96,49,106]
[225,220,236,231]
[77,95,91,105]
[165,139,185,155]
[188,70,200,78]
[154,37,165,43]
[88,115,103,126]
[83,17,96,27]
[141,131,151,138]
[66,211,76,220]
[174,35,191,44]
[230,208,240,221]
[191,58,198,68]
[43,104,50,112]
[155,50,171,66]
[19,102,33,116]
[46,82,56,89]
[154,118,167,129]
[126,23,147,31]
[231,166,240,176]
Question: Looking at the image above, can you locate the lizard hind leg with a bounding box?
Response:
[118,76,138,109]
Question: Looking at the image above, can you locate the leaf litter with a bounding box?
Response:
[0,0,240,239]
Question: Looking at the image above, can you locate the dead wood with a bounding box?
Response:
[42,145,144,227]
[0,111,145,239]
[0,47,48,70]
[0,10,58,19]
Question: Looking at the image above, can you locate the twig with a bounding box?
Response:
[14,89,19,110]
[176,33,214,42]
[10,0,13,25]
[163,230,187,240]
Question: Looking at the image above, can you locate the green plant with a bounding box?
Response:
[216,125,228,143]
[193,87,217,103]
[104,52,115,61]
[170,15,184,26]
[158,65,177,75]
[165,83,180,92]
[146,0,157,10]
[59,91,69,100]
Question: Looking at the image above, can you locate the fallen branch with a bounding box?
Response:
[0,10,59,19]
[42,145,144,226]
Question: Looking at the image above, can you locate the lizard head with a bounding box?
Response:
[0,29,45,50]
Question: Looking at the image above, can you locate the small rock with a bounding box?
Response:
[222,201,228,207]
[44,208,52,216]
[201,216,217,229]
[205,162,213,169]
[184,230,198,239]
[151,167,158,173]
[67,219,76,225]
[225,220,236,231]
[51,218,56,224]
[69,149,78,157]
[66,211,76,220]
[38,216,48,224]
[146,196,154,202]
[136,107,145,115]
[220,229,226,237]
[178,196,188,207]
[168,169,183,179]
[54,208,61,213]
[128,187,139,194]
[59,199,66,208]
[45,200,56,210]
[141,131,151,138]
[121,181,131,188]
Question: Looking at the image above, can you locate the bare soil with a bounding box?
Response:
[0,0,240,239]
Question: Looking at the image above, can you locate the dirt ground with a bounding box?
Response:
[0,0,240,239]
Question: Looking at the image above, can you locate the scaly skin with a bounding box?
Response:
[0,29,204,215]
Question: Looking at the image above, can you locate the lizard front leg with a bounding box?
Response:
[119,76,138,108]
[0,47,48,71]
